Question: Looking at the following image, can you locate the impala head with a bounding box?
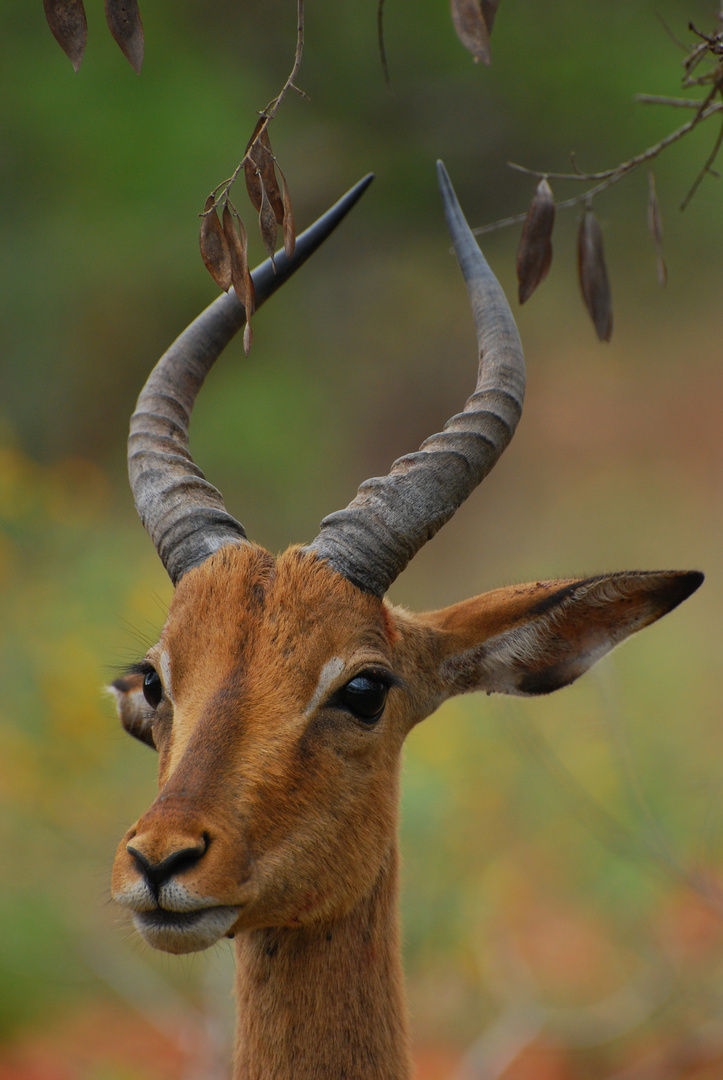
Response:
[111,163,702,955]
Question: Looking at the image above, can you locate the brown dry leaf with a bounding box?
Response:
[578,208,613,343]
[516,178,555,304]
[253,129,285,224]
[243,166,263,215]
[105,0,144,74]
[449,0,491,64]
[277,164,296,259]
[243,118,268,213]
[243,119,293,264]
[235,217,256,319]
[199,196,232,292]
[647,171,667,286]
[222,205,256,349]
[259,184,279,269]
[479,0,501,35]
[243,322,253,356]
[43,0,87,72]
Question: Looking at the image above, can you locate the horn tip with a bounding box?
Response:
[435,160,466,230]
[435,159,451,196]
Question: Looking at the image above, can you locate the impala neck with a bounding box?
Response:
[233,843,412,1080]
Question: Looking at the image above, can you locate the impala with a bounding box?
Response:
[110,163,701,1080]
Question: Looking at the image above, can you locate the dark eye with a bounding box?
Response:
[338,674,389,724]
[142,668,163,709]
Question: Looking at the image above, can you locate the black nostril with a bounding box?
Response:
[127,844,152,876]
[127,836,208,890]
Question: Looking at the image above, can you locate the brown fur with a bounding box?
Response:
[111,544,701,1079]
[233,846,410,1080]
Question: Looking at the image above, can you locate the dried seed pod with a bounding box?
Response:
[647,171,667,286]
[199,196,232,292]
[516,178,555,304]
[480,0,500,35]
[222,205,255,353]
[105,0,144,74]
[43,0,87,72]
[244,118,267,212]
[243,119,296,263]
[578,207,613,343]
[449,0,491,64]
[258,183,279,269]
[253,128,285,224]
[277,164,296,259]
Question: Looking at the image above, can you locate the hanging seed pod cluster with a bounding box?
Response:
[199,121,297,356]
[515,179,614,343]
[243,121,296,267]
[43,0,144,73]
[494,14,723,344]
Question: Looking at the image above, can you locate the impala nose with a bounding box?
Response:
[127,834,208,890]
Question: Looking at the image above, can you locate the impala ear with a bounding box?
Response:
[420,571,702,699]
[108,672,157,749]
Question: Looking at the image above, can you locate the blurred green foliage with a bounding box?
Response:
[1,0,722,1073]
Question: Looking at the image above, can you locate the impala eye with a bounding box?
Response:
[338,674,389,724]
[142,668,163,709]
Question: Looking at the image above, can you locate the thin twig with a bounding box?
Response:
[203,0,305,214]
[681,111,723,208]
[472,209,530,237]
[683,21,723,86]
[509,90,719,182]
[377,0,391,89]
[473,97,723,236]
[636,94,711,107]
[655,12,689,53]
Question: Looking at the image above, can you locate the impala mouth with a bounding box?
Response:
[132,904,239,954]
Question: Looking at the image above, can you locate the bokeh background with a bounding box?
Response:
[1,1,722,1077]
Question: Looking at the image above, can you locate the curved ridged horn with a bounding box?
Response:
[305,161,526,597]
[129,174,374,585]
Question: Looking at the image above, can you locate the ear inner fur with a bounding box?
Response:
[418,571,703,698]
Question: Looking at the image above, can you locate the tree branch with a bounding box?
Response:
[681,112,723,209]
[204,0,306,214]
[473,97,723,237]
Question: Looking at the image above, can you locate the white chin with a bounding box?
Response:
[133,905,239,954]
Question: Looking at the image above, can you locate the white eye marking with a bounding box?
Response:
[160,651,173,701]
[306,657,345,716]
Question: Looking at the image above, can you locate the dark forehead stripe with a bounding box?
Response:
[247,551,277,609]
